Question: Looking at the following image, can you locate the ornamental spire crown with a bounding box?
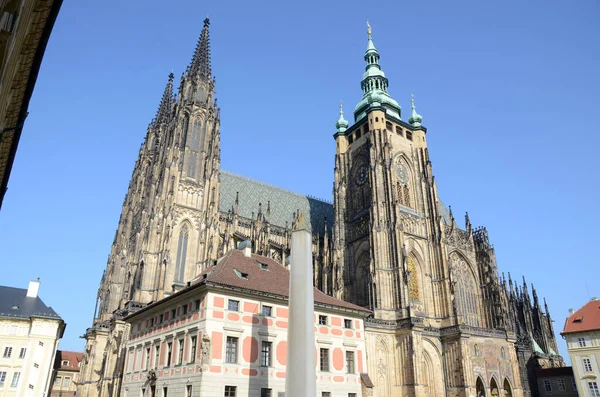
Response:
[188,18,212,80]
[336,102,349,133]
[408,94,423,127]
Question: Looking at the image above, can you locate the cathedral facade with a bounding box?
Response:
[78,19,562,397]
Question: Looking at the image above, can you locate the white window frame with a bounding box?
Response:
[583,357,593,372]
[543,379,552,392]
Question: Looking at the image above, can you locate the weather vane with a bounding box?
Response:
[367,21,372,36]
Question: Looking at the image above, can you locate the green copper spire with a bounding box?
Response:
[353,22,401,122]
[408,94,423,127]
[336,102,349,133]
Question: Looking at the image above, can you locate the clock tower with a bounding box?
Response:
[332,24,452,323]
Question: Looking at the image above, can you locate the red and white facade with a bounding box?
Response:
[121,250,369,397]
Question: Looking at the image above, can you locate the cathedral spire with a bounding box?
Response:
[408,94,423,127]
[188,18,212,80]
[155,72,174,126]
[353,21,401,121]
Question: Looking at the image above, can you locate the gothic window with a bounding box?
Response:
[190,119,201,152]
[174,224,189,283]
[407,256,420,301]
[351,160,371,214]
[187,153,198,179]
[450,253,480,327]
[135,263,144,290]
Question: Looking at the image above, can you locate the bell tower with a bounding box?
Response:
[332,23,451,322]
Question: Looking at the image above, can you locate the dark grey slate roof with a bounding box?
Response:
[438,200,451,226]
[0,286,61,320]
[219,171,333,235]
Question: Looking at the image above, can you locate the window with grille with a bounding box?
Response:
[63,377,71,387]
[589,382,600,397]
[557,379,566,391]
[318,315,327,325]
[322,392,331,397]
[19,348,26,359]
[0,372,7,387]
[190,336,197,363]
[320,348,329,372]
[225,385,237,397]
[3,347,12,358]
[544,379,552,392]
[261,342,272,367]
[346,351,355,373]
[228,300,239,312]
[578,337,586,347]
[226,337,238,363]
[584,358,593,372]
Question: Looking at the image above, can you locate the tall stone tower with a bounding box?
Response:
[78,19,221,397]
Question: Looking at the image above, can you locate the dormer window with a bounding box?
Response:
[259,263,268,271]
[234,269,248,280]
[61,360,70,366]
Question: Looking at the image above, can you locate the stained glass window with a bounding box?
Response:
[450,253,480,327]
[407,256,420,301]
[174,224,189,282]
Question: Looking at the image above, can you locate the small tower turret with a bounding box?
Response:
[408,94,423,127]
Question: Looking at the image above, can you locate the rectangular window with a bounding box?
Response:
[228,300,239,312]
[159,314,164,323]
[190,336,197,363]
[186,385,192,397]
[544,379,552,392]
[38,341,44,346]
[54,376,61,387]
[320,348,329,372]
[395,126,403,136]
[557,379,566,391]
[261,341,272,367]
[145,347,151,370]
[322,393,331,397]
[63,377,71,387]
[167,342,173,366]
[10,372,20,387]
[262,305,272,317]
[346,351,355,374]
[348,134,354,144]
[195,299,201,310]
[385,121,393,131]
[573,378,577,391]
[182,304,188,315]
[226,337,238,363]
[28,384,34,389]
[348,394,357,397]
[261,389,272,397]
[18,348,26,359]
[590,382,600,397]
[3,346,12,358]
[225,385,237,397]
[318,315,327,325]
[584,358,593,372]
[163,387,168,397]
[154,344,160,368]
[178,339,184,365]
[344,319,352,329]
[0,372,7,387]
[150,317,154,327]
[578,337,587,347]
[34,363,39,368]
[171,309,176,319]
[406,131,413,141]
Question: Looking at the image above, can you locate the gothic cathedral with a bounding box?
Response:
[78,20,563,397]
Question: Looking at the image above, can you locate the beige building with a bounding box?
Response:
[79,19,563,397]
[121,247,369,397]
[0,0,62,209]
[562,298,600,397]
[48,350,83,397]
[0,280,65,396]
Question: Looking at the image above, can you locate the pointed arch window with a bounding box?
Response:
[190,119,201,152]
[407,256,420,301]
[175,224,189,283]
[355,253,370,308]
[450,253,480,327]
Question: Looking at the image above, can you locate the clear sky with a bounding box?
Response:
[1,0,598,360]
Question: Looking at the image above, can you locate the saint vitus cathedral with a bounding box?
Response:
[78,19,564,397]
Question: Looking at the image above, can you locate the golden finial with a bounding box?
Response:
[340,99,343,110]
[367,21,372,36]
[411,93,415,103]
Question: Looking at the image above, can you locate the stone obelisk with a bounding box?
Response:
[285,213,316,397]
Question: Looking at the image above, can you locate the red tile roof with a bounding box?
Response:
[55,350,83,371]
[200,249,370,313]
[562,299,600,335]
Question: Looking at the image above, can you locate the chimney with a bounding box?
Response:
[237,240,252,258]
[568,308,575,315]
[27,278,40,298]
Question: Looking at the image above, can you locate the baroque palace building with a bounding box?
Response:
[78,19,563,397]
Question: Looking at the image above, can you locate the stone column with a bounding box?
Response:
[286,213,316,397]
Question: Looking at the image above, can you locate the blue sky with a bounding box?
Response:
[1,0,598,360]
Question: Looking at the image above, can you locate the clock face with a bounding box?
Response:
[356,165,368,186]
[395,162,409,184]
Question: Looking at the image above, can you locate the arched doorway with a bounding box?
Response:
[490,377,499,396]
[476,377,486,397]
[503,378,513,397]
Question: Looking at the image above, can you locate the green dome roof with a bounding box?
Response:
[408,96,423,127]
[336,104,349,133]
